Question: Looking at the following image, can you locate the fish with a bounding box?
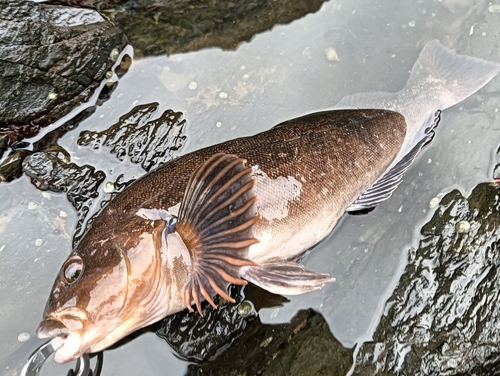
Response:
[36,40,499,363]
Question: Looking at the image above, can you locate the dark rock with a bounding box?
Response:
[0,0,127,157]
[0,150,31,182]
[22,147,106,239]
[48,0,327,57]
[78,103,187,171]
[156,284,289,362]
[157,283,351,376]
[354,183,500,375]
[186,308,353,376]
[0,106,96,183]
[22,147,105,200]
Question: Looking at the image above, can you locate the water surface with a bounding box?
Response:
[1,0,499,374]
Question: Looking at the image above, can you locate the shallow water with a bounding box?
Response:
[1,0,500,374]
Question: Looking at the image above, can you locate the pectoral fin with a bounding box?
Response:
[239,261,335,295]
[176,153,259,315]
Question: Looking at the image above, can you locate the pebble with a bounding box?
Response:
[488,4,500,12]
[216,122,222,128]
[237,301,253,316]
[260,336,273,348]
[104,181,115,193]
[110,48,120,61]
[325,47,339,61]
[188,81,197,90]
[35,239,43,247]
[456,220,471,234]
[219,92,228,99]
[18,332,30,342]
[429,197,439,209]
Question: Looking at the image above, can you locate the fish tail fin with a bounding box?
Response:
[335,40,500,157]
[404,40,500,111]
[339,41,499,213]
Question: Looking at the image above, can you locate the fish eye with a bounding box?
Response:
[62,256,84,284]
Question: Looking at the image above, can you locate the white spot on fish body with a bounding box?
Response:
[136,208,173,221]
[252,168,302,221]
[168,203,181,217]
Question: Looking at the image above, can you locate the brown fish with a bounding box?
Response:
[37,41,499,363]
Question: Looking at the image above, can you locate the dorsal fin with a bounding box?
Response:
[176,153,259,315]
[347,110,441,212]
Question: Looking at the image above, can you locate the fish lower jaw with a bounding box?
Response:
[51,334,85,364]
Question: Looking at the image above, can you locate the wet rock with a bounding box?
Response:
[71,172,134,247]
[0,0,127,157]
[157,283,351,375]
[0,106,96,182]
[21,146,106,248]
[185,308,353,376]
[22,148,106,227]
[354,183,500,375]
[0,150,32,182]
[157,284,289,362]
[49,0,327,57]
[157,286,260,362]
[78,103,187,171]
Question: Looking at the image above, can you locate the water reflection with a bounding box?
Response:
[51,0,328,57]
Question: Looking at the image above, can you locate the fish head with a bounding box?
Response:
[36,228,143,363]
[37,216,169,363]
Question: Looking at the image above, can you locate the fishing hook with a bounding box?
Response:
[20,340,92,376]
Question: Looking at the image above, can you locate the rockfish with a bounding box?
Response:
[37,41,500,363]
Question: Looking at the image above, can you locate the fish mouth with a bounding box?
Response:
[36,318,85,364]
[36,319,70,338]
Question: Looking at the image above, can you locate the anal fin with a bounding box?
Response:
[239,261,335,296]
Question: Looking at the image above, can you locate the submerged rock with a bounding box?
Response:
[157,283,352,375]
[0,0,127,157]
[157,284,289,362]
[354,183,500,375]
[78,102,187,171]
[186,308,353,376]
[22,147,106,208]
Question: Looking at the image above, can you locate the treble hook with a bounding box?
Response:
[20,340,91,376]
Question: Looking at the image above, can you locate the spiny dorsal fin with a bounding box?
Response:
[176,153,259,315]
[347,110,441,212]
